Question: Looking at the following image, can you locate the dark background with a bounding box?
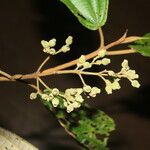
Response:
[0,0,150,150]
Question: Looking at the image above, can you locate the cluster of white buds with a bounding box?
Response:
[30,92,38,100]
[120,59,140,88]
[41,36,73,55]
[29,44,141,113]
[63,85,101,113]
[77,55,92,69]
[93,50,111,66]
[105,79,121,94]
[30,88,60,107]
[75,49,140,96]
[76,49,111,71]
[83,85,101,97]
[63,88,84,113]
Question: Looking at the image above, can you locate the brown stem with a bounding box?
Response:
[0,48,136,82]
[0,31,140,83]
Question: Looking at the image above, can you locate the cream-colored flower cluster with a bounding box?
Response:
[76,49,111,70]
[30,47,141,113]
[120,59,140,88]
[63,86,101,113]
[41,36,73,55]
[75,49,140,95]
[30,85,101,113]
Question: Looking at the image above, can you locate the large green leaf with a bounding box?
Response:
[60,0,109,30]
[129,33,150,57]
[39,90,115,150]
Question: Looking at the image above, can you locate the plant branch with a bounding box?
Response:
[0,32,140,83]
[0,70,12,80]
[0,49,136,82]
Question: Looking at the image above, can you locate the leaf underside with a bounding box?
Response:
[60,0,109,30]
[40,91,115,150]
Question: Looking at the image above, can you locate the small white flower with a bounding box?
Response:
[83,62,92,69]
[98,49,106,58]
[43,48,48,53]
[101,58,111,65]
[105,86,112,94]
[65,36,73,45]
[61,45,70,53]
[49,48,56,55]
[95,60,102,65]
[52,98,59,107]
[126,70,139,79]
[48,93,54,99]
[83,85,92,93]
[105,80,112,94]
[78,55,86,64]
[108,71,115,76]
[64,101,68,107]
[67,104,74,113]
[52,88,59,95]
[65,95,74,102]
[89,92,96,97]
[76,88,83,95]
[41,40,49,48]
[75,94,84,103]
[72,102,81,108]
[30,92,37,100]
[121,59,129,68]
[41,94,51,101]
[49,38,56,47]
[89,87,101,97]
[65,88,76,96]
[111,79,121,90]
[131,80,140,88]
[91,87,101,94]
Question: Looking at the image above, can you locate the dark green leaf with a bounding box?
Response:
[60,0,109,30]
[129,33,150,57]
[39,92,115,150]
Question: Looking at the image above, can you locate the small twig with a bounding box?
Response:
[37,56,50,73]
[37,77,51,91]
[121,36,145,44]
[36,77,40,93]
[107,49,136,56]
[78,74,86,86]
[0,70,12,79]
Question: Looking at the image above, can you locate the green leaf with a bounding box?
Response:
[129,33,150,57]
[39,92,115,150]
[60,0,109,30]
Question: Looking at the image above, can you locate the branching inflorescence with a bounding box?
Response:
[0,1,149,149]
[29,33,140,113]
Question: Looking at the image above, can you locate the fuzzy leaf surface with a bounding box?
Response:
[60,0,109,30]
[40,91,115,150]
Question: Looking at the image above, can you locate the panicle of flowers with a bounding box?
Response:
[30,49,141,113]
[30,88,60,107]
[75,49,140,95]
[41,36,73,55]
[119,59,140,88]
